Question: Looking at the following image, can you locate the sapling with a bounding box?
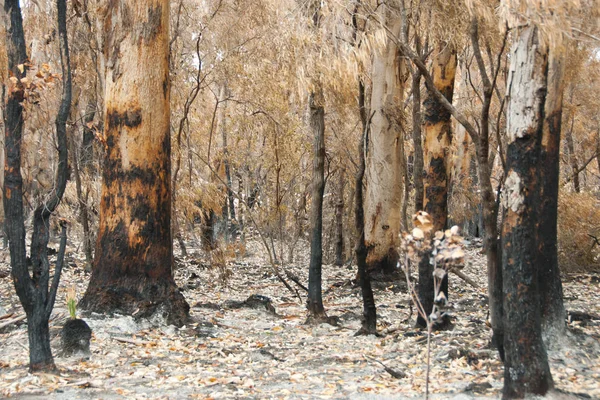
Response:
[399,211,466,399]
[61,286,92,356]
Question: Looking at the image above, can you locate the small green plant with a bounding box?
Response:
[66,285,77,320]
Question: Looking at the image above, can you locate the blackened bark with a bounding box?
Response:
[412,70,424,213]
[355,122,377,335]
[80,0,189,327]
[416,46,456,329]
[306,93,327,321]
[334,169,345,266]
[502,26,553,398]
[470,18,505,358]
[538,54,566,342]
[4,0,71,371]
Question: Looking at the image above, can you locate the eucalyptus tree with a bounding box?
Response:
[80,0,189,326]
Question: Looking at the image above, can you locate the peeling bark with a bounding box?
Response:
[364,16,405,277]
[538,51,566,343]
[502,26,553,398]
[416,45,456,328]
[80,0,189,327]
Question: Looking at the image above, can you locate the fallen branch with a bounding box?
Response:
[451,270,479,288]
[0,314,26,329]
[285,270,308,293]
[363,354,406,379]
[112,336,151,346]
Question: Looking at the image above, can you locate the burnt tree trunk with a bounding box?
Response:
[80,0,189,326]
[411,69,424,214]
[355,115,377,335]
[334,169,345,266]
[416,46,456,328]
[538,51,566,343]
[306,92,328,322]
[4,0,71,372]
[502,26,553,398]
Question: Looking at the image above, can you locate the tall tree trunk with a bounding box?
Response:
[412,69,424,213]
[219,83,236,230]
[355,119,376,334]
[70,99,94,271]
[80,0,189,327]
[306,92,327,321]
[416,45,457,328]
[4,0,71,371]
[334,169,345,266]
[538,50,566,343]
[502,26,553,398]
[364,17,405,278]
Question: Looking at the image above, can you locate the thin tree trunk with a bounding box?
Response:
[412,70,424,213]
[220,83,236,228]
[565,114,579,193]
[355,118,376,335]
[80,0,189,326]
[306,92,328,321]
[71,115,93,271]
[502,26,553,398]
[416,45,456,328]
[538,50,566,343]
[334,169,345,266]
[4,0,71,371]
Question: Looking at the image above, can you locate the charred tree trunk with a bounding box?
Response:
[502,26,553,398]
[4,0,71,371]
[538,52,566,343]
[80,0,189,326]
[364,16,405,278]
[334,169,345,266]
[416,46,456,328]
[355,119,377,335]
[306,92,328,322]
[412,69,424,213]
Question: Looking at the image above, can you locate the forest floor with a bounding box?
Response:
[1,236,599,399]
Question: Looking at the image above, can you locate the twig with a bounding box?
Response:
[451,270,479,288]
[0,314,26,329]
[363,354,407,379]
[112,337,151,346]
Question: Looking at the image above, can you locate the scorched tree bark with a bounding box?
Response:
[502,25,553,398]
[4,0,71,371]
[80,0,189,326]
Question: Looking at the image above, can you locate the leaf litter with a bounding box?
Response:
[0,237,599,399]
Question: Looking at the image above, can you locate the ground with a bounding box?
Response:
[1,237,599,399]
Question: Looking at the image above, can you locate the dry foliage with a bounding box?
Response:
[558,192,600,273]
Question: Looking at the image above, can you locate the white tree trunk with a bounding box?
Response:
[364,18,406,275]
